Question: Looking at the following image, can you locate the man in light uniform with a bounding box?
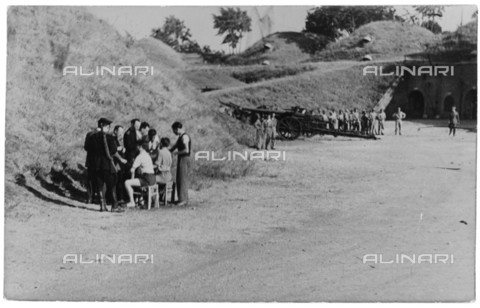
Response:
[392,107,406,135]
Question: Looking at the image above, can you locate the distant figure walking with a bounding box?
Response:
[392,107,406,135]
[170,122,191,206]
[449,106,460,136]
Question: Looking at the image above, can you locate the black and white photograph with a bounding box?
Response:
[3,1,477,302]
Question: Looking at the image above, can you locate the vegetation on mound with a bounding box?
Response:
[208,63,394,112]
[230,64,316,84]
[315,21,436,61]
[203,32,328,65]
[6,7,254,204]
[134,37,186,69]
[181,68,245,91]
[423,20,477,62]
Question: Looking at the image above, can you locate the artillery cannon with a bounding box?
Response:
[220,101,377,140]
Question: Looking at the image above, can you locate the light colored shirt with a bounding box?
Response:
[156,148,172,172]
[377,112,386,122]
[393,111,406,122]
[132,150,155,174]
[149,135,160,151]
[135,130,142,140]
[449,111,460,124]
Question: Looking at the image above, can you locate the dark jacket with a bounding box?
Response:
[123,127,139,161]
[84,129,98,167]
[85,131,117,173]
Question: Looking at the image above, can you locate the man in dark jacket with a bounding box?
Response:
[84,127,100,204]
[86,118,126,212]
[123,119,141,175]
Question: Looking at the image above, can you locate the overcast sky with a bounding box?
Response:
[88,5,477,52]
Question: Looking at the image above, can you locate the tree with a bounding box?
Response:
[151,15,201,53]
[421,20,442,34]
[213,7,252,54]
[414,6,445,33]
[304,6,397,40]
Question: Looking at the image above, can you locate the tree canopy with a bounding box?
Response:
[414,6,444,34]
[304,6,397,40]
[213,7,252,54]
[151,15,201,53]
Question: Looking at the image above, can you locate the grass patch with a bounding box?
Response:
[230,64,316,84]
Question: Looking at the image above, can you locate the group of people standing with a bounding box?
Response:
[316,108,388,136]
[254,113,277,150]
[84,118,191,212]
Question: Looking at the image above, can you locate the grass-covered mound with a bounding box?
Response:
[207,62,394,112]
[223,31,328,65]
[315,21,436,61]
[181,68,246,91]
[6,7,254,205]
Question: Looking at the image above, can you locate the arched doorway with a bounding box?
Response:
[407,91,425,118]
[443,95,455,113]
[464,89,477,120]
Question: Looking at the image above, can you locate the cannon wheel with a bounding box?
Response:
[278,117,301,140]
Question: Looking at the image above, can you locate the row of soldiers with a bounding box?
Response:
[316,108,387,135]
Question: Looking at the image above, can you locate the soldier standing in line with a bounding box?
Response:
[352,108,361,132]
[344,109,350,131]
[262,114,269,149]
[361,110,369,135]
[337,109,345,132]
[449,106,460,136]
[377,109,386,135]
[254,113,263,150]
[329,109,338,130]
[369,109,378,135]
[321,110,329,129]
[264,114,275,150]
[392,107,406,135]
[271,113,277,150]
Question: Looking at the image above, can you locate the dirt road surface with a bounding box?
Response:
[5,121,476,301]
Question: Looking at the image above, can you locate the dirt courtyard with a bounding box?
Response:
[4,120,476,302]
